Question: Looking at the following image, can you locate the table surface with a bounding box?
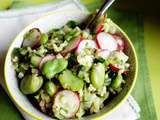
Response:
[144,17,160,120]
[0,0,160,120]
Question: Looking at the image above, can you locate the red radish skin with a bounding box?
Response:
[95,15,107,48]
[95,34,101,49]
[97,25,103,34]
[76,92,81,102]
[54,90,80,118]
[72,92,81,118]
[96,15,106,33]
[32,35,41,49]
[61,36,83,56]
[109,64,120,72]
[123,70,129,75]
[23,28,42,49]
[112,35,124,51]
[96,32,118,51]
[39,54,55,69]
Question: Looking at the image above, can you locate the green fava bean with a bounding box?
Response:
[42,58,68,79]
[40,33,48,44]
[59,70,84,91]
[20,74,43,94]
[111,73,123,89]
[45,81,57,96]
[91,63,105,89]
[30,55,42,67]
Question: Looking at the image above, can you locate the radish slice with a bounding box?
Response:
[96,32,118,51]
[39,54,55,69]
[23,28,41,48]
[96,49,111,59]
[113,35,124,50]
[61,36,82,56]
[96,15,106,33]
[123,70,129,75]
[76,39,97,54]
[53,90,80,119]
[109,64,120,72]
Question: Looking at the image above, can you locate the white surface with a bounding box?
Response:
[0,0,140,120]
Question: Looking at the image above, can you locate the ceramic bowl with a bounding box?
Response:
[4,10,138,120]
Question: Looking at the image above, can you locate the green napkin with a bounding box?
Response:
[106,9,157,120]
[83,1,157,119]
[0,87,22,120]
[0,0,157,120]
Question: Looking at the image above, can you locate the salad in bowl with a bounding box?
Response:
[6,11,137,120]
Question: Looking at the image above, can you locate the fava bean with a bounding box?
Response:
[58,69,84,91]
[42,58,68,79]
[44,81,57,96]
[91,63,105,89]
[20,74,43,94]
[30,55,42,67]
[40,33,48,44]
[111,73,123,89]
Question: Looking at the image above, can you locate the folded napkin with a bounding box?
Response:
[0,0,140,119]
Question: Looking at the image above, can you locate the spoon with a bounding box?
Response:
[85,0,115,29]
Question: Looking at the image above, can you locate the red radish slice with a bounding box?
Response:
[96,15,106,33]
[113,35,124,50]
[76,39,97,54]
[96,49,111,59]
[96,32,118,51]
[97,25,103,34]
[123,70,129,75]
[23,28,41,48]
[39,54,55,69]
[95,34,101,49]
[61,36,83,56]
[32,35,41,49]
[109,64,120,72]
[53,90,80,119]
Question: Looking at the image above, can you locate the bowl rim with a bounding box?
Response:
[4,10,138,120]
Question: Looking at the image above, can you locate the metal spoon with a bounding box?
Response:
[85,0,115,29]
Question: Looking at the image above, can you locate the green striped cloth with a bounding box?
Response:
[106,9,157,120]
[0,0,157,120]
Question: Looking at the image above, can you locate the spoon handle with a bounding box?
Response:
[86,0,115,29]
[97,0,115,16]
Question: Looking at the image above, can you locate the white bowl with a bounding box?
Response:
[4,10,137,120]
[4,10,89,120]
